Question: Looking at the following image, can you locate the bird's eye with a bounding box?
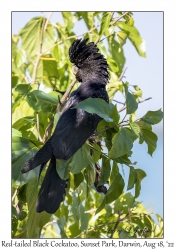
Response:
[72,65,79,75]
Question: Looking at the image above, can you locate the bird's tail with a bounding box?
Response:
[21,137,53,174]
[36,157,67,214]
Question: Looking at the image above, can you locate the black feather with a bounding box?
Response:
[36,157,67,214]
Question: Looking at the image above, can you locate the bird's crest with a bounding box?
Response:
[69,38,109,84]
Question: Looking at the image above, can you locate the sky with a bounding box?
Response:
[12,12,163,217]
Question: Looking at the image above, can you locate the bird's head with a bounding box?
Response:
[69,38,109,84]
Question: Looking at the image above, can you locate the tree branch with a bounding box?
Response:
[36,113,44,142]
[118,97,152,113]
[100,12,130,43]
[12,188,19,202]
[110,212,130,238]
[118,67,127,81]
[110,12,130,26]
[56,78,77,113]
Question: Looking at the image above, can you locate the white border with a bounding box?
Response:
[0,0,174,247]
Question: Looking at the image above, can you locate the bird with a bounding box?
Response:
[21,38,109,214]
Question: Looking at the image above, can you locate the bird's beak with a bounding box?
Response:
[72,65,79,75]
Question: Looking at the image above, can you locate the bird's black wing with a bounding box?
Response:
[51,93,101,160]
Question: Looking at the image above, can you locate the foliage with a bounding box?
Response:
[12,12,163,239]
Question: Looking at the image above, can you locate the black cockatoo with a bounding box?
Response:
[21,38,109,214]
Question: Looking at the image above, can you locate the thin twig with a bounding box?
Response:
[97,119,129,134]
[98,97,152,133]
[12,188,19,202]
[31,12,53,84]
[88,143,108,158]
[138,97,152,104]
[118,67,127,81]
[42,117,54,143]
[118,97,152,113]
[36,113,43,142]
[110,212,130,238]
[110,12,130,27]
[100,12,130,43]
[36,83,44,142]
[113,100,125,105]
[56,78,77,113]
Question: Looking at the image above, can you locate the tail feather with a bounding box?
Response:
[36,157,67,214]
[21,137,53,173]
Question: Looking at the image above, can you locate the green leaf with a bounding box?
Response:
[76,12,94,30]
[99,12,112,37]
[20,17,44,56]
[56,143,91,179]
[13,47,27,68]
[12,116,37,140]
[96,172,124,214]
[12,75,19,88]
[74,172,84,189]
[110,104,120,124]
[116,22,146,57]
[124,83,138,114]
[109,128,133,159]
[26,90,58,114]
[12,216,18,237]
[107,72,122,101]
[53,112,61,131]
[133,85,142,97]
[42,224,59,238]
[12,136,42,187]
[69,144,91,174]
[114,192,135,213]
[130,122,140,137]
[20,17,55,57]
[12,100,35,124]
[26,179,51,238]
[62,12,76,35]
[107,58,119,73]
[98,156,111,186]
[137,120,152,131]
[74,98,113,122]
[41,55,59,79]
[91,143,101,163]
[140,129,158,156]
[110,161,119,184]
[12,84,32,113]
[108,35,125,76]
[12,128,22,137]
[117,31,127,46]
[79,203,90,231]
[12,116,36,131]
[127,166,137,190]
[126,92,138,114]
[135,169,147,198]
[93,12,103,17]
[141,109,163,125]
[154,214,163,237]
